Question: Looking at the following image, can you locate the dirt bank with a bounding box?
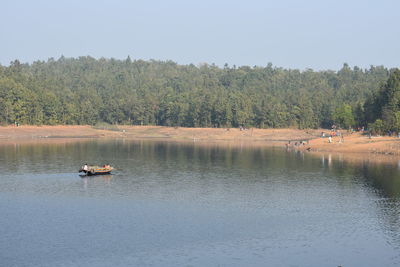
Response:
[0,125,319,143]
[1,126,400,158]
[299,131,400,156]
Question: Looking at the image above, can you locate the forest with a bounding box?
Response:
[0,56,399,133]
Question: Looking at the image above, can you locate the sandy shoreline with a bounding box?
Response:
[1,125,400,163]
[0,125,319,143]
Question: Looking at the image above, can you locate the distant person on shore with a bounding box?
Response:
[328,136,332,143]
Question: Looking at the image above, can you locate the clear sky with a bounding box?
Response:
[1,0,399,70]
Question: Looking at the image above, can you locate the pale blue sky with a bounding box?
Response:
[1,0,399,70]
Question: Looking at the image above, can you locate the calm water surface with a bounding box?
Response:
[0,139,400,266]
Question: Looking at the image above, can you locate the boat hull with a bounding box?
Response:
[82,170,112,176]
[79,166,114,176]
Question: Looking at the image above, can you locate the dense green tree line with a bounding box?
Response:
[364,69,400,134]
[0,56,395,129]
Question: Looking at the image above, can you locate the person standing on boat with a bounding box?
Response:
[83,164,88,172]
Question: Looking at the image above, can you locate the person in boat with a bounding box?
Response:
[83,163,89,172]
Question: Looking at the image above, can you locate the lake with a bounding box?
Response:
[0,139,399,267]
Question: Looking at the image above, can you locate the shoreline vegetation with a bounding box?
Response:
[0,58,396,132]
[1,125,400,164]
[2,59,400,166]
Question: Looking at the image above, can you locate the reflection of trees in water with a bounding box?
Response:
[316,153,400,198]
[2,140,400,196]
[358,163,400,198]
[375,198,400,251]
[127,142,400,251]
[317,154,400,250]
[357,163,400,250]
[2,140,400,249]
[0,142,90,174]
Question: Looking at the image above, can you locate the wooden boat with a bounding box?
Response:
[79,165,114,176]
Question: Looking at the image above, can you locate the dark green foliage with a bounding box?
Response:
[0,57,392,128]
[332,104,355,129]
[364,69,400,133]
[368,119,384,135]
